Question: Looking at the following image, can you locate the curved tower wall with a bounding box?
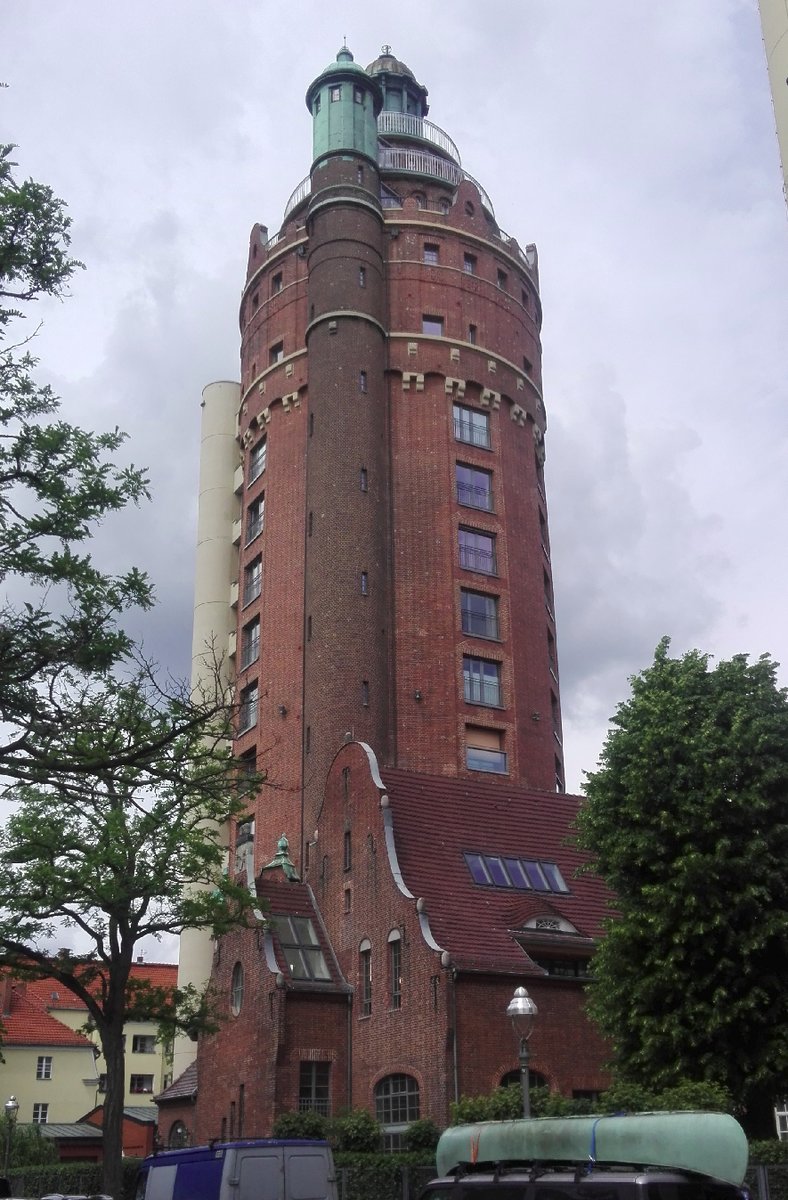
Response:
[225,47,565,880]
[758,0,788,205]
[175,379,240,1083]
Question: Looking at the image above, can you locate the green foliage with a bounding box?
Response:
[330,1108,383,1152]
[333,1156,436,1200]
[0,1118,58,1166]
[272,1110,330,1139]
[576,639,788,1129]
[402,1118,441,1152]
[450,1079,734,1126]
[8,1156,142,1200]
[749,1142,788,1165]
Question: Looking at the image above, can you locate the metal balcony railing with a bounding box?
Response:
[377,111,461,165]
[454,415,491,449]
[459,544,496,574]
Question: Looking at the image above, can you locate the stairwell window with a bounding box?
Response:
[246,495,264,544]
[463,656,502,707]
[459,527,496,574]
[461,589,499,639]
[238,682,259,733]
[243,556,262,606]
[456,463,493,511]
[453,403,490,449]
[388,930,402,1010]
[241,617,260,670]
[249,437,267,483]
[466,726,507,774]
[422,315,443,336]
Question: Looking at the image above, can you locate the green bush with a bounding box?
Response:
[8,1158,142,1200]
[0,1118,58,1166]
[330,1108,382,1152]
[750,1141,788,1164]
[403,1118,440,1152]
[333,1154,435,1200]
[272,1110,329,1139]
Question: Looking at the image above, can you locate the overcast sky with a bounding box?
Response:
[4,0,787,798]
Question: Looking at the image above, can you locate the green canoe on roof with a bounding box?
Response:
[435,1111,748,1188]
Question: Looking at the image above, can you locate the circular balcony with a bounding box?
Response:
[376,111,461,165]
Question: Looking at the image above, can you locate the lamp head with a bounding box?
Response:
[507,985,538,1040]
[4,1096,18,1119]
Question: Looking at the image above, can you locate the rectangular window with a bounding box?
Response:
[241,617,260,669]
[466,727,507,774]
[271,916,331,980]
[360,467,368,492]
[299,1061,331,1115]
[497,268,508,290]
[98,1073,107,1094]
[243,556,263,606]
[238,682,259,733]
[524,356,533,375]
[555,755,565,792]
[330,85,341,102]
[389,936,402,1010]
[344,829,352,871]
[130,1075,154,1094]
[237,750,257,795]
[552,691,562,742]
[422,314,444,336]
[361,679,369,706]
[246,495,264,544]
[463,656,502,707]
[271,273,283,295]
[468,324,477,344]
[461,589,499,639]
[360,944,372,1016]
[456,463,493,511]
[423,243,440,265]
[32,1103,48,1124]
[359,370,368,393]
[36,1055,52,1080]
[463,253,477,275]
[547,630,558,676]
[459,527,496,574]
[453,403,491,449]
[270,341,284,364]
[132,1034,157,1054]
[359,265,366,287]
[361,571,368,596]
[249,437,267,483]
[354,86,364,104]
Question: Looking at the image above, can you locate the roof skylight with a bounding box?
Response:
[464,852,569,893]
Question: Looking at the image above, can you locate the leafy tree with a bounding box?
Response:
[576,639,788,1136]
[1,142,151,779]
[0,144,262,1195]
[0,1115,58,1167]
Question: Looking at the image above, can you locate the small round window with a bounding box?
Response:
[230,961,244,1015]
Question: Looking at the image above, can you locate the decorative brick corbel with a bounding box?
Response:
[480,388,501,410]
[444,377,467,399]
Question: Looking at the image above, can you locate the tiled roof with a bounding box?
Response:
[24,961,178,1012]
[156,1060,198,1103]
[1,987,95,1048]
[381,769,612,974]
[256,877,349,991]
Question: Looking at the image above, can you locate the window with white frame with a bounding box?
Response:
[246,495,264,544]
[388,930,402,1010]
[453,403,491,449]
[36,1055,53,1080]
[132,1034,156,1054]
[32,1102,49,1124]
[359,939,372,1016]
[456,463,493,511]
[299,1061,331,1115]
[130,1074,154,1094]
[231,961,244,1016]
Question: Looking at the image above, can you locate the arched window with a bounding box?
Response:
[230,962,244,1016]
[375,1073,420,1151]
[169,1120,189,1147]
[500,1068,548,1090]
[359,939,372,1016]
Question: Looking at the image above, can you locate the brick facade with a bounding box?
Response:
[180,46,609,1147]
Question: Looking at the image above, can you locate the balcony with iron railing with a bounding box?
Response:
[377,111,461,164]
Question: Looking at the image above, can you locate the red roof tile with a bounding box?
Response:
[1,987,95,1048]
[381,769,612,974]
[22,961,178,1013]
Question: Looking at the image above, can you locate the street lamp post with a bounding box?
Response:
[507,986,538,1118]
[3,1095,19,1176]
